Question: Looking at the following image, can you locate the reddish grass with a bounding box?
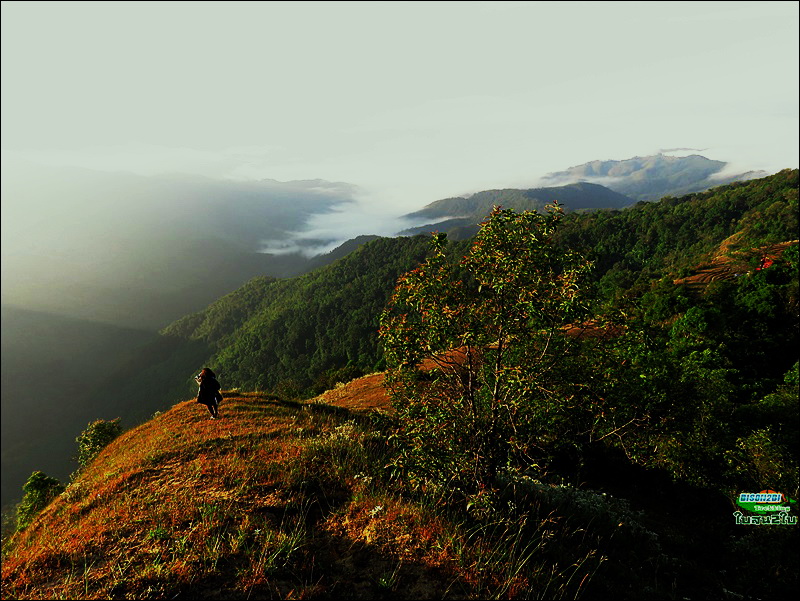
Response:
[311,372,392,412]
[673,239,797,290]
[0,391,474,600]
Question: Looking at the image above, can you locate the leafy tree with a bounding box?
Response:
[74,418,123,470]
[379,204,592,501]
[16,471,64,531]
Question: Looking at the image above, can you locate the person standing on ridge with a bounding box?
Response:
[195,367,222,419]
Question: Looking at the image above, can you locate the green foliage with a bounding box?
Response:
[726,427,797,495]
[380,204,593,499]
[557,168,799,300]
[726,362,800,495]
[378,175,796,496]
[15,471,64,531]
[142,170,797,416]
[74,418,123,470]
[549,172,800,491]
[161,235,434,396]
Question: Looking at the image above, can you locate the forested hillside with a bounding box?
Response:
[160,235,436,395]
[153,170,798,403]
[557,167,799,296]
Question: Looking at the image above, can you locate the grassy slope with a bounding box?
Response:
[5,379,794,600]
[0,383,652,600]
[2,391,460,600]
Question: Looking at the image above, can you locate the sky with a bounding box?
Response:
[2,0,799,217]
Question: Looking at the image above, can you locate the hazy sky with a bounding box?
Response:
[2,1,799,212]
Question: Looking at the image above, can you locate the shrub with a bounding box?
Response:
[74,418,123,470]
[15,471,64,531]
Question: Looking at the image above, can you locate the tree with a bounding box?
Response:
[75,418,123,470]
[16,471,64,531]
[379,204,592,501]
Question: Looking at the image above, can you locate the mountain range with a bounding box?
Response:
[2,167,797,600]
[538,153,766,201]
[400,181,634,240]
[0,154,790,510]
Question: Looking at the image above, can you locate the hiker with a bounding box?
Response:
[195,367,222,419]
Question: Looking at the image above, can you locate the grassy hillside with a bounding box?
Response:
[5,385,795,600]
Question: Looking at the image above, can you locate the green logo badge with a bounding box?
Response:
[733,490,797,525]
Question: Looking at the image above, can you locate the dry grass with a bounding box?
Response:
[0,392,511,599]
[2,393,318,599]
[311,372,392,413]
[673,239,798,292]
[1,388,651,600]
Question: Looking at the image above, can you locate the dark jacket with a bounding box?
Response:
[197,376,221,406]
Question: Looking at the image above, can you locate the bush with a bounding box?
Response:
[16,471,64,531]
[74,418,123,470]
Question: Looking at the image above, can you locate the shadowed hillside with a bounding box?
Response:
[0,308,154,508]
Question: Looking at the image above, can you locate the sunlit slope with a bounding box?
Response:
[313,372,391,412]
[0,392,460,600]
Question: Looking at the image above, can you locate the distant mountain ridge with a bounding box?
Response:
[397,154,768,240]
[539,153,767,201]
[400,182,633,240]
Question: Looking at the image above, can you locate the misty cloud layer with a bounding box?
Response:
[3,2,797,212]
[0,158,366,325]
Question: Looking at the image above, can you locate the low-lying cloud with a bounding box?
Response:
[257,195,425,257]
